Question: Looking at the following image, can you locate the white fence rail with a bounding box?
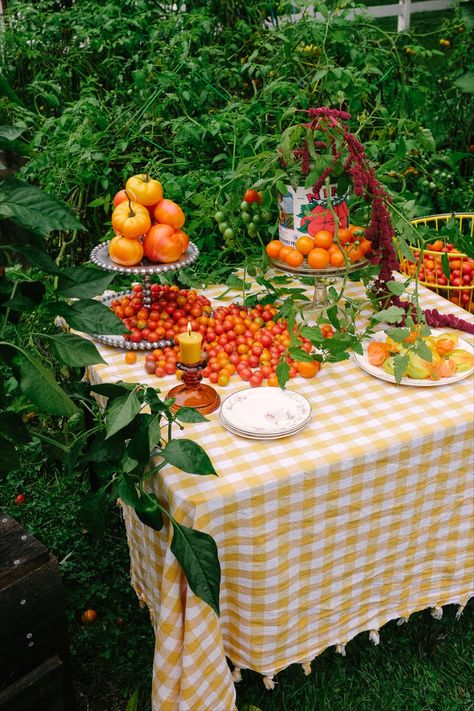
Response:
[266,0,455,32]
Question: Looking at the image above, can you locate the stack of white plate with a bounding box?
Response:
[219,387,312,440]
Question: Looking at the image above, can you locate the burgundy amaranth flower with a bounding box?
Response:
[288,107,474,334]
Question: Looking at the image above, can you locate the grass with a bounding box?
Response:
[2,460,473,711]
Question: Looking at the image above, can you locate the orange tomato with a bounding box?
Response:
[349,224,365,238]
[143,224,184,263]
[344,243,363,263]
[359,238,372,255]
[428,239,443,252]
[265,240,282,259]
[125,352,137,364]
[285,249,304,268]
[113,189,135,207]
[153,199,185,229]
[367,341,390,366]
[329,248,345,267]
[112,201,151,239]
[81,609,98,624]
[296,360,320,378]
[307,247,330,269]
[175,229,190,252]
[125,174,163,206]
[279,245,293,262]
[336,227,353,244]
[109,235,144,266]
[313,230,333,249]
[295,235,314,255]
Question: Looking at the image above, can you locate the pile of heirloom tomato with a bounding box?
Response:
[112,283,327,386]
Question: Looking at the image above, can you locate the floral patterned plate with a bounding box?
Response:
[219,387,312,436]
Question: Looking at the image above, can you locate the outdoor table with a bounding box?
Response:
[85,277,474,711]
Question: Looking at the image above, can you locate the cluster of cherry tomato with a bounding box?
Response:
[111,284,212,344]
[266,225,371,270]
[111,284,331,386]
[402,240,474,312]
[146,302,325,387]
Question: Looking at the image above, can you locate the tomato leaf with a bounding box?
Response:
[170,518,221,617]
[441,252,451,280]
[276,359,290,389]
[15,352,79,416]
[386,280,406,296]
[2,243,63,275]
[118,474,140,509]
[105,390,142,439]
[160,439,217,475]
[57,267,116,299]
[41,333,106,366]
[372,306,406,324]
[48,299,127,335]
[393,353,409,384]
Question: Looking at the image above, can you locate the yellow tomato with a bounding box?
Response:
[125,174,163,206]
[111,201,151,239]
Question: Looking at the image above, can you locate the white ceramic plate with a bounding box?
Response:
[218,413,311,440]
[219,387,312,435]
[352,329,474,387]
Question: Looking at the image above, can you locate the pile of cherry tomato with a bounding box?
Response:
[111,284,329,386]
[401,240,474,312]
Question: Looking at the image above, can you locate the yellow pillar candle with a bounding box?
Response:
[178,322,203,364]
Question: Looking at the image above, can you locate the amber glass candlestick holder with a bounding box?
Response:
[167,360,221,415]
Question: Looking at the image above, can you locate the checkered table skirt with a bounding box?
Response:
[86,277,474,711]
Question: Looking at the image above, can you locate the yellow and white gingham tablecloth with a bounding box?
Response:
[86,278,474,711]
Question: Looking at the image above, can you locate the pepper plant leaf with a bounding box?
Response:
[15,352,79,416]
[48,299,127,335]
[41,333,106,366]
[0,178,83,234]
[174,407,209,423]
[105,390,142,439]
[57,267,116,299]
[160,439,217,475]
[170,518,221,617]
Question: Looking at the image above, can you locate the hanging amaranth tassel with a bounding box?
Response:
[231,666,242,682]
[263,675,275,690]
[369,630,380,645]
[431,606,443,620]
[301,659,312,676]
[336,644,346,656]
[397,616,408,626]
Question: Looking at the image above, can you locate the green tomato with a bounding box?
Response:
[214,211,225,223]
[252,213,261,224]
[247,223,257,237]
[224,227,234,240]
[262,210,273,222]
[240,200,250,211]
[242,212,252,223]
[218,222,228,234]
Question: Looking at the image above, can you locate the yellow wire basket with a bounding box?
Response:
[397,213,474,314]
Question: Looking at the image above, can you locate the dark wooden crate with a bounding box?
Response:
[0,513,75,709]
[0,656,65,711]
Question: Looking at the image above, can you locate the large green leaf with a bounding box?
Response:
[170,519,221,616]
[48,299,127,335]
[175,407,209,423]
[0,178,83,234]
[83,431,126,463]
[105,390,142,439]
[41,333,106,366]
[90,382,136,398]
[15,352,79,416]
[57,267,116,299]
[3,243,63,275]
[118,474,140,508]
[160,439,217,475]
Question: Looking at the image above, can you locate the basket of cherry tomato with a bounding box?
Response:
[398,213,474,314]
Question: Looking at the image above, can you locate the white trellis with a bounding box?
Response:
[266,0,456,32]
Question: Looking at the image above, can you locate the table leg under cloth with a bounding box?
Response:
[121,418,474,711]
